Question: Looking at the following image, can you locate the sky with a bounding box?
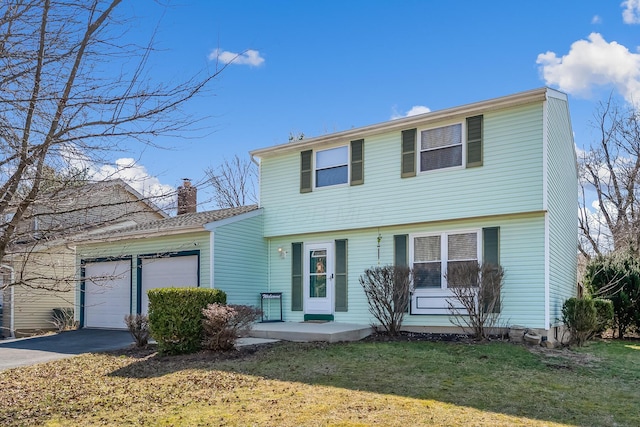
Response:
[98,0,640,212]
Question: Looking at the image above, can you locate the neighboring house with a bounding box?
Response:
[248,87,578,341]
[1,179,167,338]
[74,181,263,329]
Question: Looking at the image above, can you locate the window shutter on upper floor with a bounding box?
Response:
[350,139,364,186]
[300,150,312,193]
[291,242,303,311]
[401,129,417,178]
[335,239,348,312]
[466,115,483,167]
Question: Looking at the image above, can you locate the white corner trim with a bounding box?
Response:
[544,212,551,330]
[542,97,549,212]
[210,231,215,289]
[204,208,263,231]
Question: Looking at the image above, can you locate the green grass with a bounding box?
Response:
[0,339,638,426]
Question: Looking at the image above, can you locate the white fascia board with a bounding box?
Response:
[204,208,263,231]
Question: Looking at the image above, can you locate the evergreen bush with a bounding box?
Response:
[562,297,597,346]
[148,287,226,355]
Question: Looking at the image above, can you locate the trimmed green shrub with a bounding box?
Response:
[562,297,597,346]
[584,250,640,338]
[593,298,614,336]
[148,287,227,355]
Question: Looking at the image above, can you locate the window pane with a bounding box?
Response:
[447,260,479,287]
[414,262,441,288]
[421,124,461,150]
[309,250,327,298]
[448,233,477,260]
[414,235,440,261]
[316,146,348,169]
[420,145,462,171]
[316,165,348,187]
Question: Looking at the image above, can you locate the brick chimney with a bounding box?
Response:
[177,178,197,215]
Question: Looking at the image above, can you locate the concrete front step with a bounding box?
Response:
[250,322,372,343]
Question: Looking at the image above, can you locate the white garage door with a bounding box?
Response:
[84,260,131,329]
[140,255,198,315]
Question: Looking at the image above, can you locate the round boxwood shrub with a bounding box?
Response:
[148,287,227,355]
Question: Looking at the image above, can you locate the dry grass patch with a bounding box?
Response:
[0,340,638,426]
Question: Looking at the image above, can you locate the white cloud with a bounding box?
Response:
[591,15,602,24]
[622,0,640,24]
[92,158,175,209]
[536,33,640,104]
[208,48,265,67]
[391,105,431,120]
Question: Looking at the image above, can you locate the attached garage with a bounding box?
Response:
[83,260,132,329]
[139,252,199,314]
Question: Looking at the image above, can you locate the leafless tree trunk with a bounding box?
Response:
[579,97,640,257]
[0,1,228,274]
[205,155,257,208]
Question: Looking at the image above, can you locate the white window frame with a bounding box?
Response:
[409,229,481,291]
[314,145,349,189]
[418,121,466,174]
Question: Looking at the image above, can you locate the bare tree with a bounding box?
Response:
[205,155,257,208]
[579,97,640,257]
[446,262,504,340]
[0,0,228,265]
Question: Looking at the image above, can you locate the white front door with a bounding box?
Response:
[303,242,334,315]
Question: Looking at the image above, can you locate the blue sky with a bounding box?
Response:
[101,0,640,211]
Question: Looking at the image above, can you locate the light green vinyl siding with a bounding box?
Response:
[76,232,211,315]
[546,95,578,325]
[260,103,545,237]
[213,214,267,307]
[266,213,546,328]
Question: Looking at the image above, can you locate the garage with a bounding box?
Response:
[139,253,199,315]
[83,260,131,329]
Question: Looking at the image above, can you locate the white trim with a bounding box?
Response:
[542,94,550,330]
[303,242,335,315]
[1,264,16,338]
[314,145,349,189]
[544,212,551,330]
[204,208,263,231]
[210,231,215,288]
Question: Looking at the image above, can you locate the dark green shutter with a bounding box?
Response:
[482,227,500,313]
[394,234,408,266]
[292,242,303,311]
[350,139,364,186]
[466,115,483,167]
[482,227,499,266]
[401,129,417,178]
[335,239,348,312]
[300,150,312,193]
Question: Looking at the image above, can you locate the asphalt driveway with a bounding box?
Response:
[0,329,134,371]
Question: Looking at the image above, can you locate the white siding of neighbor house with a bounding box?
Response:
[546,94,579,327]
[265,213,547,329]
[211,213,267,307]
[76,232,211,317]
[259,103,545,238]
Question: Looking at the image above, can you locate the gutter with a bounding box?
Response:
[1,264,16,338]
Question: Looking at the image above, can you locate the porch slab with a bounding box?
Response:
[249,322,373,343]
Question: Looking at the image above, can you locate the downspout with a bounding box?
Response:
[1,264,16,338]
[250,154,261,207]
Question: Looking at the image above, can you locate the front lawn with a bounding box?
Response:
[0,339,638,426]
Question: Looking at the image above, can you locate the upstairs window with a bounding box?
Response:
[420,123,462,172]
[315,146,348,187]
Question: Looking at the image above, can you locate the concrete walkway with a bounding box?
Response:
[250,322,372,343]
